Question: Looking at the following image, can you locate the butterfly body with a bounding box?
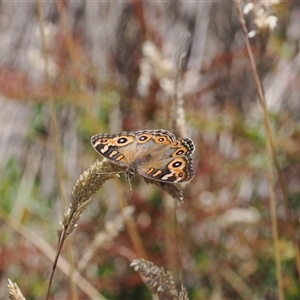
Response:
[91,129,195,184]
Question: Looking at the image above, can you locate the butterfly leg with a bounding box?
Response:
[126,168,135,193]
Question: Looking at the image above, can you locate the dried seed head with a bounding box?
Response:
[178,286,189,300]
[130,259,184,300]
[7,280,26,300]
[244,0,279,38]
[58,159,126,240]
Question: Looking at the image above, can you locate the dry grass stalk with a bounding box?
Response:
[172,31,191,138]
[7,280,26,300]
[78,205,135,272]
[131,258,188,300]
[241,3,300,282]
[234,0,285,298]
[47,159,125,300]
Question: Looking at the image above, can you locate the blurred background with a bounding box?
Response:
[0,1,300,299]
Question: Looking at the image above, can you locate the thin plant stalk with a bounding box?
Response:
[233,0,285,298]
[167,31,191,280]
[171,31,191,137]
[164,197,178,279]
[219,265,256,299]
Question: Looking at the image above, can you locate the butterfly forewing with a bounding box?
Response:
[91,132,137,166]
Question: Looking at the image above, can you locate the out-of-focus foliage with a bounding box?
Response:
[0,1,299,299]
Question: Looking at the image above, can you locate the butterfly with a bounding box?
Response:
[91,129,195,191]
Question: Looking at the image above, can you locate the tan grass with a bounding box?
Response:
[131,258,189,300]
[47,159,125,299]
[233,0,294,298]
[7,280,26,300]
[171,31,191,138]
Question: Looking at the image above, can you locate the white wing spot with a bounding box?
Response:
[161,171,174,180]
[101,144,110,153]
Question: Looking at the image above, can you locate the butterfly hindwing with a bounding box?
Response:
[136,134,195,183]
